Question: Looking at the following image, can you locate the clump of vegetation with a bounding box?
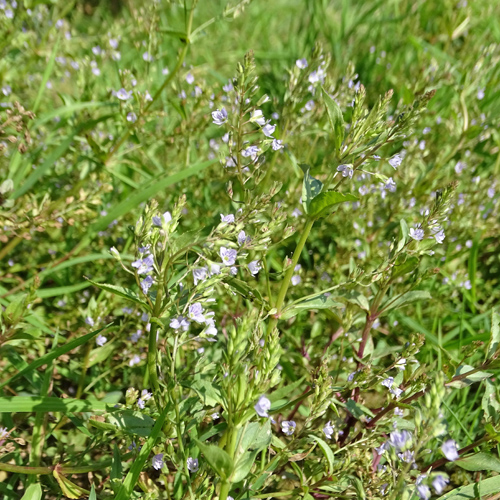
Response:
[1,1,500,499]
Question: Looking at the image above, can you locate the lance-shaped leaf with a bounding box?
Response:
[308,191,359,218]
[301,166,323,214]
[85,279,151,311]
[194,439,234,480]
[322,87,345,152]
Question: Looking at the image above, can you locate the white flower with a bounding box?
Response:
[281,420,296,436]
[85,316,95,327]
[296,58,308,69]
[188,303,206,324]
[254,396,271,417]
[248,260,261,276]
[441,440,459,461]
[193,267,208,286]
[212,108,228,126]
[187,457,199,472]
[96,334,107,346]
[220,247,237,266]
[323,421,334,439]
[434,229,445,244]
[291,275,301,286]
[250,109,266,126]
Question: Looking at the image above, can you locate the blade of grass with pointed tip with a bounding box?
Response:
[0,396,114,413]
[0,323,112,389]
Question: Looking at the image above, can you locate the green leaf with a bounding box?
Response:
[0,324,112,389]
[183,378,223,407]
[482,379,500,423]
[456,452,500,473]
[106,411,155,437]
[194,439,234,480]
[340,290,370,312]
[237,420,272,454]
[37,281,93,298]
[85,279,151,311]
[488,310,500,359]
[115,405,170,500]
[321,87,345,152]
[345,399,375,419]
[381,290,432,313]
[89,484,97,500]
[0,396,115,413]
[301,167,323,215]
[281,294,342,320]
[231,449,259,483]
[447,365,492,389]
[397,219,409,252]
[53,469,89,499]
[308,435,335,475]
[20,484,42,500]
[435,475,500,500]
[308,191,359,219]
[268,377,306,403]
[2,293,27,326]
[391,255,419,280]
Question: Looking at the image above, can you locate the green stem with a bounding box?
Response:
[267,219,315,334]
[0,235,22,262]
[0,461,112,475]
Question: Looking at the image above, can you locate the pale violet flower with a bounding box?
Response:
[186,72,194,84]
[212,108,228,126]
[204,317,218,336]
[337,164,353,179]
[434,229,446,244]
[223,80,233,92]
[291,275,301,286]
[153,211,172,227]
[210,263,221,276]
[296,58,308,69]
[143,52,153,62]
[272,139,284,151]
[188,303,206,324]
[211,412,220,420]
[262,123,276,137]
[140,276,154,294]
[132,255,154,275]
[152,454,164,470]
[115,88,132,101]
[389,153,403,169]
[281,420,296,436]
[254,396,271,417]
[170,316,190,331]
[220,213,235,223]
[129,354,141,367]
[141,389,152,401]
[323,421,334,439]
[385,178,397,192]
[187,457,199,473]
[409,226,425,241]
[477,88,485,100]
[308,67,326,84]
[220,247,237,266]
[441,440,459,461]
[241,145,260,161]
[304,100,315,111]
[96,334,107,346]
[291,208,302,218]
[238,230,249,246]
[455,161,466,174]
[127,112,137,123]
[381,377,394,389]
[388,430,413,452]
[248,260,261,276]
[85,317,95,327]
[193,267,208,285]
[416,485,431,500]
[432,475,449,494]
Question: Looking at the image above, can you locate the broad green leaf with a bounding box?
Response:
[20,484,42,500]
[301,167,323,214]
[281,294,342,320]
[231,449,259,483]
[455,452,500,473]
[487,310,500,358]
[186,379,224,407]
[0,396,114,413]
[447,364,492,389]
[381,290,432,313]
[436,475,500,500]
[238,420,272,454]
[309,435,335,475]
[194,439,234,480]
[321,87,345,152]
[2,293,27,326]
[114,405,170,500]
[85,279,151,311]
[391,255,419,280]
[308,191,358,218]
[340,290,370,312]
[482,379,500,423]
[0,324,112,389]
[106,411,155,437]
